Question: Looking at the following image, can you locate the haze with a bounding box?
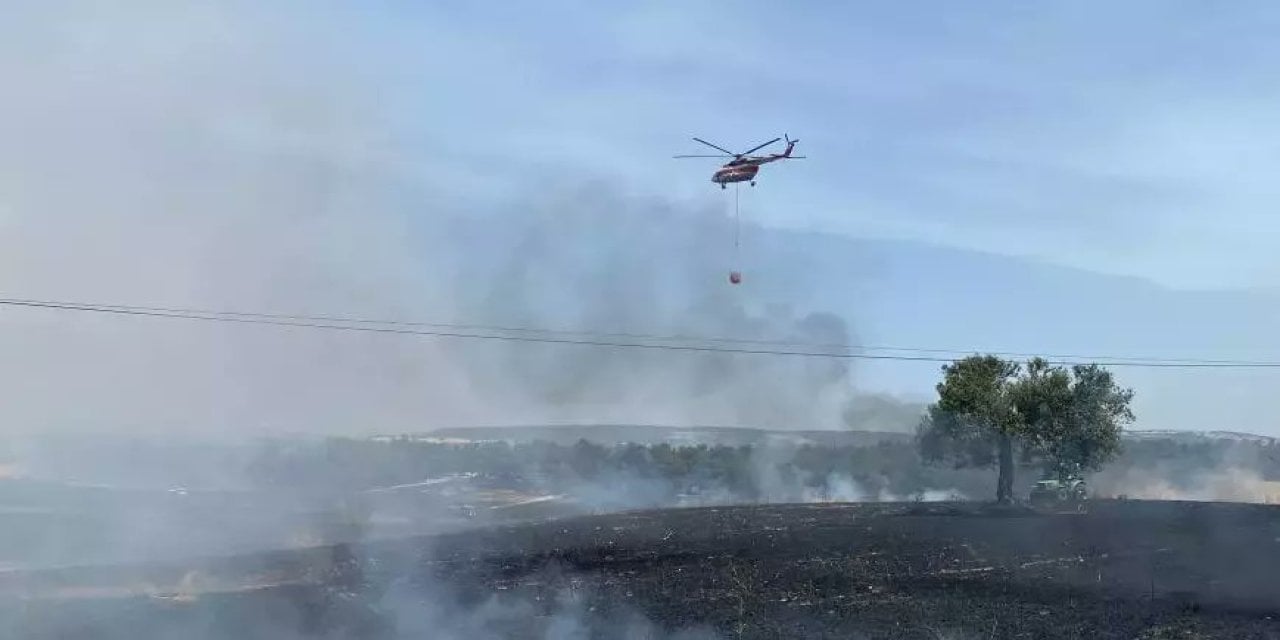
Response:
[3,1,1280,437]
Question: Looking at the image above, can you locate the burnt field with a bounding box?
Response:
[6,500,1280,639]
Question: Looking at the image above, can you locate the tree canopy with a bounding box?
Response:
[917,355,1134,502]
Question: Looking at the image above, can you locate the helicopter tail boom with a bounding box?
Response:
[781,134,800,157]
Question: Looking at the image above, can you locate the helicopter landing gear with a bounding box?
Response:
[750,180,756,187]
[720,183,726,190]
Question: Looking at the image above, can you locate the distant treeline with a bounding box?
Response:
[246,437,992,502]
[249,437,962,496]
[245,433,1280,504]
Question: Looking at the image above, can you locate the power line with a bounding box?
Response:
[0,296,870,349]
[0,299,925,361]
[2,297,1280,369]
[0,296,1265,366]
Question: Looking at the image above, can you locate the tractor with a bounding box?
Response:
[1029,469,1089,512]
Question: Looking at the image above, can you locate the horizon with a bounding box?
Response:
[4,2,1280,436]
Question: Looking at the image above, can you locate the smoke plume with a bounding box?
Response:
[0,1,873,438]
[446,194,859,429]
[1095,466,1280,504]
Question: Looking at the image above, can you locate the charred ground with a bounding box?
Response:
[6,499,1280,639]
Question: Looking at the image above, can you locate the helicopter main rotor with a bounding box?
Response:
[673,136,783,160]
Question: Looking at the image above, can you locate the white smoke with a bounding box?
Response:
[380,577,722,640]
[0,2,498,437]
[1099,467,1280,504]
[0,1,882,439]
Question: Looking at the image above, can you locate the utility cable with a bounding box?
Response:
[4,297,1280,368]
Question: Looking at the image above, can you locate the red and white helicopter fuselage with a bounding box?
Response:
[675,135,803,189]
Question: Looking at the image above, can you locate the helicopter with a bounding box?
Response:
[673,134,804,188]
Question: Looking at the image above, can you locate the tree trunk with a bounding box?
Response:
[996,433,1015,503]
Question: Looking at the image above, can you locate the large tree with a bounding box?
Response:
[1026,362,1133,476]
[918,355,1025,502]
[917,355,1134,503]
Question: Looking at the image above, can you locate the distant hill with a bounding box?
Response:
[411,425,915,448]
[1124,430,1277,445]
[408,425,1279,449]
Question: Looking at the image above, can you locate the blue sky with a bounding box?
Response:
[353,0,1280,289]
[352,1,1280,431]
[5,1,1280,435]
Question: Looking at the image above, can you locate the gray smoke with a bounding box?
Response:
[0,1,875,438]
[0,1,489,436]
[1096,466,1280,503]
[446,192,859,429]
[1090,438,1280,503]
[380,568,722,640]
[0,4,916,639]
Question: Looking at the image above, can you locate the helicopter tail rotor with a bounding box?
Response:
[781,134,801,158]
